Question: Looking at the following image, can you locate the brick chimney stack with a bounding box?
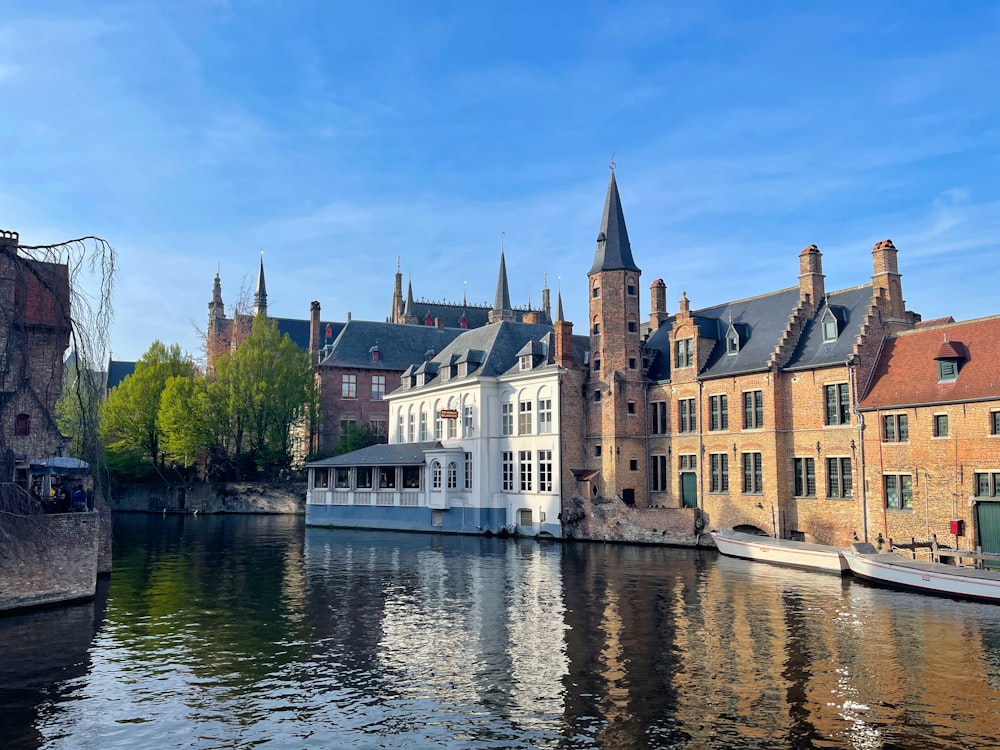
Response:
[798,244,825,310]
[309,301,321,363]
[649,279,667,330]
[0,229,18,255]
[872,239,906,321]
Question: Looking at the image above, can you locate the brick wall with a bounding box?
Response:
[316,366,397,452]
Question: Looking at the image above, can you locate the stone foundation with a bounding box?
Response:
[563,496,704,546]
[111,482,306,514]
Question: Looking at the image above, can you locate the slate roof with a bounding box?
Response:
[405,299,549,328]
[644,284,876,382]
[318,320,464,371]
[859,315,1000,409]
[106,360,136,392]
[307,441,441,467]
[785,284,873,371]
[589,170,640,275]
[423,320,556,380]
[225,314,344,351]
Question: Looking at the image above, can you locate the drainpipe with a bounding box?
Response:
[848,355,869,543]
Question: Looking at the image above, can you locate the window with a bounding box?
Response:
[821,309,839,342]
[938,359,958,382]
[992,412,1000,436]
[519,508,533,526]
[379,467,396,489]
[463,405,474,437]
[341,374,357,398]
[629,459,638,471]
[371,418,386,438]
[538,399,552,434]
[882,413,909,442]
[628,321,637,333]
[397,412,404,442]
[627,401,636,415]
[501,401,514,436]
[651,455,668,492]
[710,453,729,493]
[464,453,473,490]
[447,461,457,489]
[824,384,850,426]
[335,468,350,488]
[827,457,853,498]
[340,418,356,434]
[371,375,386,400]
[593,359,601,372]
[675,338,693,368]
[313,468,329,489]
[651,402,668,434]
[595,445,602,457]
[974,472,1000,497]
[793,457,816,497]
[884,474,913,509]
[627,282,636,296]
[629,358,637,370]
[402,466,421,489]
[357,467,373,489]
[502,452,515,491]
[519,450,533,492]
[407,412,415,442]
[593,286,600,298]
[435,411,443,440]
[432,461,442,489]
[594,390,602,402]
[419,410,428,441]
[538,450,552,492]
[725,326,739,355]
[432,510,443,527]
[742,452,763,494]
[518,400,532,434]
[593,322,601,335]
[933,414,949,438]
[709,395,728,431]
[14,413,30,436]
[679,454,696,470]
[447,410,457,439]
[743,391,764,429]
[678,398,696,433]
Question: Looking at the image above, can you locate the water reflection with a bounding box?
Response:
[1,515,998,749]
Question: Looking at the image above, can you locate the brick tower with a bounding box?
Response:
[585,167,647,506]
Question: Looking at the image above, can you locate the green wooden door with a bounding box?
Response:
[976,501,1000,569]
[681,472,697,508]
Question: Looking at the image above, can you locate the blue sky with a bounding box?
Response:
[3,1,1000,362]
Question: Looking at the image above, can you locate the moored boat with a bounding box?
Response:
[842,543,1000,603]
[711,528,849,574]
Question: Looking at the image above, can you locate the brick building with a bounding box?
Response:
[0,230,72,486]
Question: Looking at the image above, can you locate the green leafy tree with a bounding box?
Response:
[214,316,314,477]
[56,356,105,464]
[336,423,377,455]
[99,341,195,478]
[159,375,212,469]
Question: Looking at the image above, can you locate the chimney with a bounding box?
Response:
[798,244,825,310]
[522,311,540,324]
[554,320,574,369]
[649,279,667,330]
[347,311,352,322]
[309,301,321,363]
[872,239,906,321]
[0,229,18,255]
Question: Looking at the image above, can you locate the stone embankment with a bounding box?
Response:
[563,496,710,547]
[111,482,306,514]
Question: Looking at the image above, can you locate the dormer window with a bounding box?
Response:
[725,324,740,356]
[938,360,958,382]
[821,309,839,343]
[519,355,532,371]
[934,336,966,384]
[370,345,380,362]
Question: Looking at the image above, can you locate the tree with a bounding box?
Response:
[159,375,212,470]
[336,423,377,455]
[215,316,314,477]
[56,356,105,466]
[99,341,195,479]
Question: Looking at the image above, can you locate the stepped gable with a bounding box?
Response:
[860,315,1000,408]
[784,284,874,371]
[318,320,464,370]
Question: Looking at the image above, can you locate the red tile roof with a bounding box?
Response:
[860,315,1000,409]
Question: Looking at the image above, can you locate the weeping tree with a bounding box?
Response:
[0,232,115,542]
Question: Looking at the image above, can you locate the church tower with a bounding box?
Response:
[253,252,268,317]
[488,242,515,324]
[586,165,647,506]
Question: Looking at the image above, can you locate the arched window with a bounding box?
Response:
[14,413,30,436]
[432,461,442,489]
[447,461,457,489]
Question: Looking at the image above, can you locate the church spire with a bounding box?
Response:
[401,277,418,324]
[254,251,268,316]
[489,232,515,323]
[588,164,640,275]
[556,289,565,323]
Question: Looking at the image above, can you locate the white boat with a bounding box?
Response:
[711,528,849,574]
[842,543,1000,603]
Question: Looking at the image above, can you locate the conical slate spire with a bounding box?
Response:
[588,169,640,275]
[556,290,565,323]
[253,252,268,316]
[494,249,512,312]
[403,279,415,317]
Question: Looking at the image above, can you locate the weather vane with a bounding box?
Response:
[609,151,616,171]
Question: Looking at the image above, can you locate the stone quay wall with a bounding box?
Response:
[564,496,706,546]
[111,482,306,514]
[0,512,99,612]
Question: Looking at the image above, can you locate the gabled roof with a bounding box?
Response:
[431,320,556,380]
[227,314,343,351]
[307,441,441,467]
[318,320,464,370]
[589,170,640,275]
[859,315,1000,409]
[106,360,136,392]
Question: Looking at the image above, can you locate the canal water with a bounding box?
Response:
[2,514,999,749]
